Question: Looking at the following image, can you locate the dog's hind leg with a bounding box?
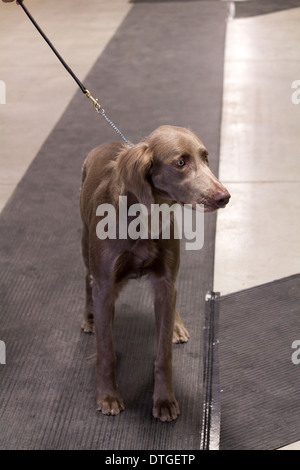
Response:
[81,225,94,334]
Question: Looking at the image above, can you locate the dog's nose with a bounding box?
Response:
[212,189,231,208]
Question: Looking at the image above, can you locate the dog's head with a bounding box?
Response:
[116,125,230,212]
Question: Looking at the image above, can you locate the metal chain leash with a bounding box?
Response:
[98,108,133,147]
[85,90,132,147]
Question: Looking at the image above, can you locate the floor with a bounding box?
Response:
[0,0,132,212]
[1,0,299,450]
[214,2,300,449]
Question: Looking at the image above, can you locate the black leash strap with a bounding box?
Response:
[17,1,132,146]
[19,1,86,94]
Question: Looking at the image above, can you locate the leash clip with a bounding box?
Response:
[85,89,102,113]
[85,89,132,146]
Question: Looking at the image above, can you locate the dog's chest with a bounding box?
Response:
[114,240,159,283]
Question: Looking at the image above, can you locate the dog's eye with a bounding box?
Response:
[177,159,186,168]
[202,152,209,164]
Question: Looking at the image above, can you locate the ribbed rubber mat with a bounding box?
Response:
[219,275,300,450]
[0,2,227,449]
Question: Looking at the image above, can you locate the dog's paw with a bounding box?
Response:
[97,394,125,416]
[172,322,189,344]
[81,316,94,334]
[152,397,180,422]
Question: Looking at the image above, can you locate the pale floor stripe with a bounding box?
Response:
[278,440,300,450]
[214,7,300,295]
[0,0,132,212]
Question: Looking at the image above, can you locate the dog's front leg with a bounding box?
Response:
[151,277,179,422]
[92,282,125,416]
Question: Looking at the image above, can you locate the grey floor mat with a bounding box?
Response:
[219,274,300,450]
[0,2,227,449]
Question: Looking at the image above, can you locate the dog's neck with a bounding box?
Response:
[152,188,176,207]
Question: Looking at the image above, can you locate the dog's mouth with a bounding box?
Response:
[178,200,217,211]
[178,197,229,212]
[159,192,230,212]
[179,198,223,212]
[198,193,230,211]
[177,203,215,214]
[203,204,218,213]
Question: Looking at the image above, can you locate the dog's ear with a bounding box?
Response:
[116,143,154,211]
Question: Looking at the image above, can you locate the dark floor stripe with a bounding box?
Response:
[130,0,219,2]
[132,0,300,16]
[234,0,300,18]
[0,2,227,449]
